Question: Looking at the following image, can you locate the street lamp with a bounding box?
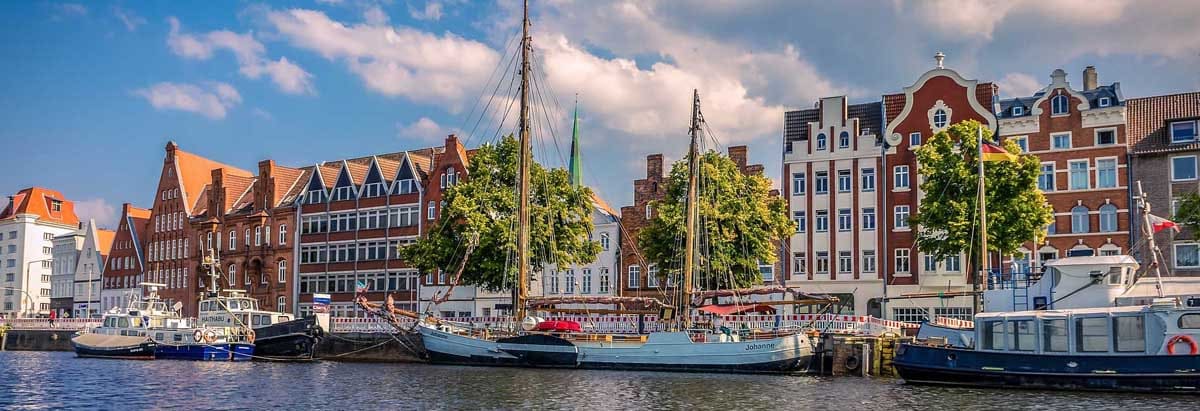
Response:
[23,258,52,318]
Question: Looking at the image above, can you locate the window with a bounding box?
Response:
[934,307,973,322]
[279,224,287,245]
[278,296,286,311]
[894,166,909,189]
[814,171,829,194]
[894,307,929,324]
[1038,163,1055,191]
[228,264,237,286]
[229,230,236,250]
[981,321,1003,350]
[814,210,829,232]
[759,260,775,282]
[627,266,640,288]
[278,260,287,283]
[924,254,938,272]
[565,270,577,293]
[1095,129,1116,146]
[1011,320,1035,351]
[1011,136,1028,153]
[245,229,251,248]
[862,207,876,230]
[816,133,827,150]
[862,251,876,273]
[1172,156,1198,181]
[838,251,852,273]
[1098,97,1111,107]
[946,255,961,272]
[1171,120,1197,143]
[791,173,805,195]
[815,252,829,273]
[839,131,850,148]
[908,132,923,147]
[793,252,806,275]
[932,109,947,128]
[1043,318,1069,352]
[646,265,659,288]
[785,141,793,154]
[1099,204,1117,232]
[837,170,851,192]
[1180,314,1200,329]
[1071,205,1090,233]
[395,179,417,195]
[363,182,385,198]
[860,168,875,192]
[895,249,910,274]
[793,211,806,233]
[1069,160,1089,190]
[599,268,610,293]
[600,233,610,251]
[1077,317,1110,352]
[1175,243,1199,268]
[1052,133,1072,150]
[1051,94,1069,115]
[333,186,354,201]
[894,206,910,229]
[254,226,262,246]
[1096,158,1117,188]
[427,201,436,220]
[1012,106,1024,116]
[646,204,653,219]
[837,209,852,231]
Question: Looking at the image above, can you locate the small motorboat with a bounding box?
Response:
[71,314,156,360]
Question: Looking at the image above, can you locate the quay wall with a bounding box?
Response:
[1,330,76,352]
[314,332,425,363]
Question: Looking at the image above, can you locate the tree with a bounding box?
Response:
[399,135,601,291]
[911,120,1053,273]
[1176,192,1200,234]
[638,150,794,291]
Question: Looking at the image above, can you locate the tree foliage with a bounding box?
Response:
[911,120,1053,264]
[1176,192,1200,234]
[398,135,601,291]
[638,151,794,291]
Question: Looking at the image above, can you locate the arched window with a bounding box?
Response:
[228,264,237,286]
[1071,205,1090,233]
[839,131,850,148]
[933,109,948,128]
[1051,95,1069,115]
[816,133,827,150]
[1099,204,1118,232]
[278,260,287,283]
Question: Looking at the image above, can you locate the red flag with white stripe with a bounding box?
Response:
[1148,214,1180,233]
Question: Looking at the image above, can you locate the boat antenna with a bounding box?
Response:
[681,89,701,330]
[514,0,532,321]
[1135,181,1166,299]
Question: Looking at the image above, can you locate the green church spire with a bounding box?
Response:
[568,98,582,187]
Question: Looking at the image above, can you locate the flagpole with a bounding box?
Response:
[975,124,988,315]
[1136,181,1166,299]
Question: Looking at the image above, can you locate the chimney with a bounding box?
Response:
[210,168,226,216]
[728,146,749,171]
[258,160,276,210]
[1083,66,1098,91]
[646,154,663,179]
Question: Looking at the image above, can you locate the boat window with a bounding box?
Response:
[278,316,289,323]
[1010,320,1036,351]
[1113,316,1146,352]
[201,301,210,312]
[1106,267,1122,285]
[1042,319,1069,352]
[252,315,262,326]
[118,317,129,328]
[247,300,257,310]
[1076,317,1109,352]
[227,300,239,310]
[130,317,143,328]
[174,334,182,342]
[981,321,1003,350]
[104,317,113,328]
[156,333,164,341]
[1180,314,1200,329]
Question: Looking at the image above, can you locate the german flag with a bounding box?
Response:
[981,141,1017,162]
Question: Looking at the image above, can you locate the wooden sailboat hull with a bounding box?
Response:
[418,323,813,374]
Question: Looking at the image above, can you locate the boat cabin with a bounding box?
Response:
[983,256,1200,312]
[973,303,1200,356]
[198,290,293,329]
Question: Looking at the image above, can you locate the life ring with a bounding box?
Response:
[1167,334,1199,355]
[193,330,203,343]
[246,329,256,344]
[204,330,217,344]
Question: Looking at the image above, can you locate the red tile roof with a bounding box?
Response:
[1129,91,1200,155]
[0,187,80,227]
[173,145,251,215]
[95,228,116,256]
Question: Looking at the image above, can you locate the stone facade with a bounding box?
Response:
[100,203,150,313]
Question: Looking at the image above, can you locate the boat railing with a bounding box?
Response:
[931,316,975,329]
[0,318,101,330]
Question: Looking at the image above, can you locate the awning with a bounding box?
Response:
[697,304,777,316]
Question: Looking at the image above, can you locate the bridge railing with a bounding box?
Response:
[0,318,100,330]
[328,313,916,335]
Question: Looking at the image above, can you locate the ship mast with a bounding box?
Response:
[1135,181,1167,299]
[681,90,701,330]
[514,0,532,321]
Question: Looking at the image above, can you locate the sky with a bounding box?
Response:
[2,0,1199,229]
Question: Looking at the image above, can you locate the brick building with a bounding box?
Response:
[997,67,1129,267]
[1129,91,1200,275]
[782,96,884,315]
[100,203,151,312]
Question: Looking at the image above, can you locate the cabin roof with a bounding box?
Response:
[1044,255,1138,267]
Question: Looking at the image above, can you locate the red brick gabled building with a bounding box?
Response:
[100,203,150,312]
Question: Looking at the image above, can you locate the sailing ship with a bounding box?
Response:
[195,251,324,361]
[71,283,254,361]
[405,1,822,373]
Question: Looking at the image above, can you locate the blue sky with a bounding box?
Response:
[2,0,1199,228]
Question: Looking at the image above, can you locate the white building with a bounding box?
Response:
[50,225,85,316]
[0,187,81,318]
[72,220,114,318]
[540,197,622,311]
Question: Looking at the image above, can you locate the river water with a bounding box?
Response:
[0,351,1189,410]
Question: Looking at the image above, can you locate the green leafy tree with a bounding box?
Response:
[399,135,601,291]
[1175,192,1200,234]
[911,120,1053,273]
[638,151,794,291]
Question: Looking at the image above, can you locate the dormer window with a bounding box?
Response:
[1098,97,1111,107]
[363,182,384,198]
[332,186,354,201]
[395,179,417,194]
[1051,95,1069,115]
[50,200,62,212]
[1171,120,1197,144]
[305,190,324,204]
[1012,106,1024,116]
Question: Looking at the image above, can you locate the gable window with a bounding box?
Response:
[814,171,829,194]
[1012,106,1024,116]
[1099,204,1118,232]
[932,109,948,128]
[395,179,417,194]
[1096,158,1117,188]
[909,132,921,147]
[837,170,851,192]
[894,166,909,189]
[1052,133,1071,150]
[894,205,910,229]
[1069,160,1089,190]
[1096,129,1116,146]
[862,207,875,230]
[1051,94,1069,115]
[1038,163,1055,191]
[816,133,827,150]
[839,131,850,148]
[1172,120,1198,143]
[363,182,385,197]
[1172,156,1198,181]
[306,190,324,204]
[792,172,806,195]
[1071,205,1090,233]
[333,186,354,201]
[861,168,875,192]
[814,210,829,232]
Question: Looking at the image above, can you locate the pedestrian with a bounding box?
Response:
[48,310,57,328]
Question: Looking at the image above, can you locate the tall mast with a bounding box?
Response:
[1136,181,1166,298]
[681,89,701,329]
[975,124,988,314]
[514,0,532,320]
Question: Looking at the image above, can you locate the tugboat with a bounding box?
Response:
[195,251,324,361]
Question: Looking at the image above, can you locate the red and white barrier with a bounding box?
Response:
[0,318,101,330]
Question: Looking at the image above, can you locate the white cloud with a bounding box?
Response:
[397,117,456,143]
[133,81,242,120]
[75,198,117,229]
[363,5,390,25]
[167,17,316,95]
[265,8,498,110]
[53,3,88,19]
[409,1,443,21]
[995,72,1043,97]
[112,6,146,31]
